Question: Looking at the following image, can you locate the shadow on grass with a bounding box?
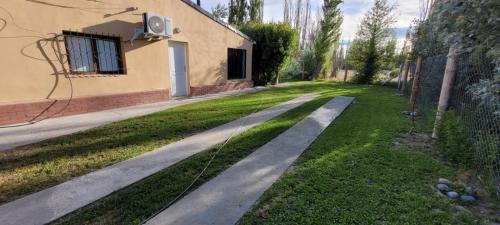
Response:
[0,83,362,205]
[238,86,480,225]
[51,85,368,225]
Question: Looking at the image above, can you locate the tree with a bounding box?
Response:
[300,0,312,49]
[380,37,398,70]
[348,0,396,84]
[413,0,500,114]
[313,0,343,78]
[239,23,299,85]
[249,0,263,23]
[283,0,292,24]
[228,0,248,25]
[211,3,228,20]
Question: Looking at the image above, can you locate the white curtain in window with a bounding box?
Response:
[66,36,95,72]
[96,39,119,72]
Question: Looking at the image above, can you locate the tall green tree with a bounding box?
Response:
[228,0,248,25]
[348,0,396,84]
[211,3,228,20]
[313,0,343,78]
[249,0,263,23]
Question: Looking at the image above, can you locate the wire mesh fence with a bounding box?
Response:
[413,54,447,130]
[401,50,500,198]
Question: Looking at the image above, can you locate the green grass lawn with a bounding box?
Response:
[239,83,481,224]
[2,82,480,224]
[52,83,362,225]
[0,84,331,205]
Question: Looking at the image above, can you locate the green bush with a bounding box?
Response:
[438,111,474,167]
[389,68,400,77]
[282,48,317,81]
[239,23,299,85]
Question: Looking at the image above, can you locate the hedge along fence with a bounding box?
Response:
[407,49,500,199]
[239,23,299,86]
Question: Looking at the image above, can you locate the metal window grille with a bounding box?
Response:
[63,31,125,74]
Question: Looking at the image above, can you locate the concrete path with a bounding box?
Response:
[145,96,355,225]
[0,87,266,152]
[0,94,319,225]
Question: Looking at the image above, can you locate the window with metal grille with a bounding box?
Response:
[227,48,246,80]
[63,31,124,74]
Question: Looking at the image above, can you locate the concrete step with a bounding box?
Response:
[0,93,319,225]
[144,96,355,225]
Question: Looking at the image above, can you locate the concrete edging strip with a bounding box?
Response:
[0,87,267,152]
[144,96,355,225]
[0,93,319,225]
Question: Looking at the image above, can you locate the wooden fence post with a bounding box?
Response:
[410,57,424,106]
[432,47,457,138]
[401,59,411,93]
[397,63,404,89]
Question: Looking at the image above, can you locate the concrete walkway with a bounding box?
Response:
[145,96,355,225]
[0,94,319,225]
[0,87,266,152]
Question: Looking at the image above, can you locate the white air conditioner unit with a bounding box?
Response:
[143,12,173,38]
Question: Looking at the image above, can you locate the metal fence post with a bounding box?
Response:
[432,46,457,138]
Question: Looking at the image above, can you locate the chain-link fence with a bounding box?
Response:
[400,50,500,198]
[413,54,447,130]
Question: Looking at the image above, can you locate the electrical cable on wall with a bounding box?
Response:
[0,34,75,129]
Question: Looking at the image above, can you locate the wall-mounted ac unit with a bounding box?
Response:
[143,12,173,38]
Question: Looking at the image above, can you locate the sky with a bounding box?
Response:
[195,0,421,46]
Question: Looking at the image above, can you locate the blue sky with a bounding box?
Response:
[193,0,420,44]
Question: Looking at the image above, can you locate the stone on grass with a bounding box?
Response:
[438,178,451,185]
[447,191,459,199]
[465,186,477,196]
[460,195,476,202]
[436,183,449,191]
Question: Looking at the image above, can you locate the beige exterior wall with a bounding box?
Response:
[0,0,253,103]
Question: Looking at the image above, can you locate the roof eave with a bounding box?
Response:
[180,0,255,43]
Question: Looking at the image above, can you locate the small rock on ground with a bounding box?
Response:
[447,191,459,199]
[438,178,451,185]
[460,195,476,202]
[436,183,449,191]
[465,186,477,196]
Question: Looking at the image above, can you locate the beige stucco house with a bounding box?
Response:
[0,0,254,125]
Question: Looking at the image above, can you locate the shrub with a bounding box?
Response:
[438,111,474,167]
[282,48,317,81]
[239,23,298,85]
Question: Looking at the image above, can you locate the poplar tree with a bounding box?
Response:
[249,0,263,23]
[228,0,248,25]
[313,0,343,77]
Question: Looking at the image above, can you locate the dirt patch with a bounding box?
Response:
[455,170,500,224]
[394,132,439,156]
[395,132,500,224]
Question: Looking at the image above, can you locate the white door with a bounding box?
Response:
[169,42,188,97]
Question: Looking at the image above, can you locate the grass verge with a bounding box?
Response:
[51,82,364,225]
[238,84,481,224]
[0,84,329,204]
